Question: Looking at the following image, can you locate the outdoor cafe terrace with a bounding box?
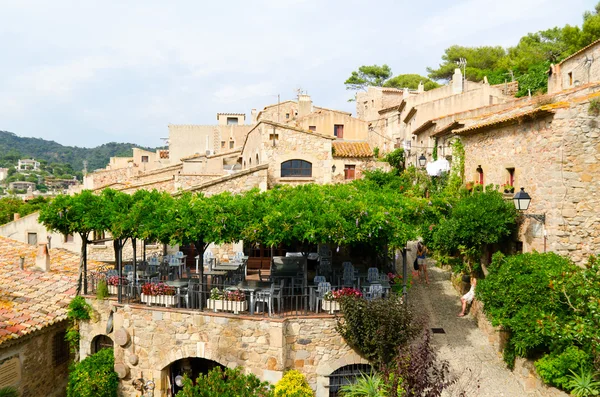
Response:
[86,249,402,319]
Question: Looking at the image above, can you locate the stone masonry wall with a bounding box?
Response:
[0,321,70,397]
[80,299,367,397]
[461,91,600,264]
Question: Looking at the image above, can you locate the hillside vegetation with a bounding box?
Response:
[0,131,158,172]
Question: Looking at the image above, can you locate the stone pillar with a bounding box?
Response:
[251,109,257,124]
[36,243,51,272]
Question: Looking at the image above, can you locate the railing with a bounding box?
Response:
[85,271,395,318]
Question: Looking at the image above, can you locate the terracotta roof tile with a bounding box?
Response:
[455,107,559,136]
[0,236,102,345]
[332,141,373,158]
[557,38,600,66]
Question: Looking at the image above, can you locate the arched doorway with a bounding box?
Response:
[166,357,224,395]
[328,363,373,396]
[91,334,113,354]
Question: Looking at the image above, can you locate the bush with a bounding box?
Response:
[477,252,578,368]
[338,372,388,397]
[67,348,118,397]
[274,370,313,397]
[176,366,273,397]
[535,346,593,390]
[335,295,423,366]
[96,279,109,300]
[0,386,18,397]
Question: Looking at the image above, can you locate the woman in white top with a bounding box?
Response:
[458,277,477,317]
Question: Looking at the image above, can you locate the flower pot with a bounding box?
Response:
[322,300,340,314]
[141,293,177,306]
[207,299,248,314]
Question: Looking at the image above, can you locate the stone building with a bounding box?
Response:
[548,38,600,94]
[357,69,516,164]
[0,235,102,396]
[16,159,40,171]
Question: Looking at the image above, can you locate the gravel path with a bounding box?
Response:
[408,265,531,397]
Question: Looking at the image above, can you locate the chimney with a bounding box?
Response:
[298,94,312,118]
[417,81,424,93]
[452,68,463,94]
[35,243,51,272]
[251,109,257,124]
[13,213,20,221]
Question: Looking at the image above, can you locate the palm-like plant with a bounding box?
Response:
[568,368,600,397]
[339,372,388,397]
[0,386,19,397]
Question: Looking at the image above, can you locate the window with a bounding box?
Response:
[281,160,312,177]
[256,154,259,164]
[27,232,37,245]
[92,335,114,354]
[334,124,344,138]
[93,230,105,246]
[141,156,148,163]
[328,364,374,396]
[229,141,234,149]
[308,126,316,132]
[226,117,238,125]
[344,165,356,180]
[506,167,515,187]
[221,141,226,148]
[63,234,74,243]
[53,331,69,366]
[269,133,279,141]
[568,72,573,86]
[285,113,290,119]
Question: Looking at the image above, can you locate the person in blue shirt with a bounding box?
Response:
[416,241,429,284]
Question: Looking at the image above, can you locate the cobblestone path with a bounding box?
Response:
[408,265,531,397]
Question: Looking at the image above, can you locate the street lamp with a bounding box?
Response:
[418,154,427,167]
[513,188,545,223]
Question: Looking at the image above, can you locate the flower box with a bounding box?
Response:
[207,299,248,314]
[322,300,340,314]
[141,293,177,306]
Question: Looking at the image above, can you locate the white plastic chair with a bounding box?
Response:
[365,284,384,300]
[367,267,379,283]
[315,282,332,313]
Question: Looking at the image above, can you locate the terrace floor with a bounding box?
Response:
[410,265,533,396]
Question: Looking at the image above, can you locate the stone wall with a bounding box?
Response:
[84,166,136,190]
[80,299,367,397]
[549,40,600,94]
[0,321,70,397]
[461,89,600,263]
[168,124,252,163]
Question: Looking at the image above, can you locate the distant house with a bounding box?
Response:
[0,168,8,182]
[0,236,102,396]
[8,181,36,191]
[16,159,40,171]
[548,38,600,94]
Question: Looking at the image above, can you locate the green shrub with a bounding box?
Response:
[535,346,593,390]
[67,348,118,397]
[567,368,600,397]
[0,386,19,397]
[68,296,92,321]
[274,370,313,397]
[477,252,579,368]
[96,279,109,300]
[335,295,422,366]
[338,372,387,397]
[176,366,273,397]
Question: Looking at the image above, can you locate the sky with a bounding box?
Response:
[0,0,596,148]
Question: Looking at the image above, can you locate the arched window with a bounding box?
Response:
[91,334,114,354]
[281,160,312,177]
[328,363,373,396]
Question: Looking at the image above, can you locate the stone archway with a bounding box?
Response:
[91,334,114,354]
[315,353,370,397]
[163,357,225,396]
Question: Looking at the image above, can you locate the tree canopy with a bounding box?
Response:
[426,2,600,96]
[344,65,439,95]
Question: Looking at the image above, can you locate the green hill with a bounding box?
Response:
[0,131,159,172]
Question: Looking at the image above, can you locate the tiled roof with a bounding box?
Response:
[412,120,436,136]
[431,121,464,138]
[0,236,102,345]
[332,141,373,158]
[557,38,600,66]
[455,108,557,136]
[378,100,406,115]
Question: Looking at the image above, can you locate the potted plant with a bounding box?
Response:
[207,288,248,314]
[387,272,413,294]
[140,282,176,306]
[503,183,515,194]
[465,181,474,191]
[107,275,128,295]
[322,287,363,313]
